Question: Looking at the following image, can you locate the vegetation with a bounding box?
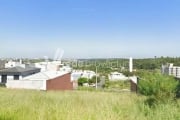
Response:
[1,88,180,120]
[138,72,178,106]
[78,76,101,86]
[104,80,130,90]
[77,77,88,86]
[88,76,100,84]
[70,57,180,75]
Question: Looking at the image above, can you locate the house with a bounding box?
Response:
[108,72,128,81]
[0,66,41,84]
[81,70,96,79]
[6,71,74,90]
[162,63,180,78]
[5,60,23,68]
[71,70,96,81]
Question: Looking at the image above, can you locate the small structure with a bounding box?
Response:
[0,66,41,83]
[108,72,128,81]
[130,76,138,92]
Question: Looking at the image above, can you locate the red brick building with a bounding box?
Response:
[46,73,73,90]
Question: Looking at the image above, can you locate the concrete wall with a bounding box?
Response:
[6,80,46,90]
[46,73,73,90]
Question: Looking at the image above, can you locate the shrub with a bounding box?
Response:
[138,72,178,105]
[88,76,100,84]
[78,77,88,86]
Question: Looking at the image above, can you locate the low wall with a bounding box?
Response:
[6,80,46,90]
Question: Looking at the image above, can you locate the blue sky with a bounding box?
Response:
[0,0,180,58]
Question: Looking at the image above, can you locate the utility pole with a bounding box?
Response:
[96,66,97,90]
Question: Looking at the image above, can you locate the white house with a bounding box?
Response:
[6,71,74,90]
[108,72,128,81]
[5,60,24,68]
[0,66,41,83]
[71,70,96,81]
[81,70,96,79]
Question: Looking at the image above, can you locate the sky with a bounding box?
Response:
[0,0,180,59]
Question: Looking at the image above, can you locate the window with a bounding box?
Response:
[14,75,19,80]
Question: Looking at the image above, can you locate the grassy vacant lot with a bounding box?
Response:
[0,88,180,120]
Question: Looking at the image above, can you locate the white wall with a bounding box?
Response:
[108,73,128,81]
[7,76,14,80]
[6,80,46,90]
[130,76,138,84]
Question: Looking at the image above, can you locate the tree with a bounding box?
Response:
[88,76,100,84]
[78,78,88,86]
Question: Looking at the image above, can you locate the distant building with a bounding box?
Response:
[33,61,72,72]
[162,63,180,78]
[108,72,128,81]
[71,70,96,81]
[5,60,23,68]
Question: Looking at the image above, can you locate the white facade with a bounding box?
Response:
[129,76,138,84]
[5,61,21,68]
[108,72,128,81]
[6,80,46,90]
[0,75,23,83]
[81,70,96,79]
[71,70,96,81]
[5,60,28,69]
[71,71,82,81]
[34,61,72,72]
[162,63,180,78]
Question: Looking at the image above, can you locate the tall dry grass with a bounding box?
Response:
[0,88,180,120]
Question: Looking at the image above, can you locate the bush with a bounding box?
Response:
[138,72,178,105]
[88,76,100,84]
[78,77,88,86]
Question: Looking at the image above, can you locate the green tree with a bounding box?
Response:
[138,72,178,106]
[88,76,100,84]
[78,78,88,86]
